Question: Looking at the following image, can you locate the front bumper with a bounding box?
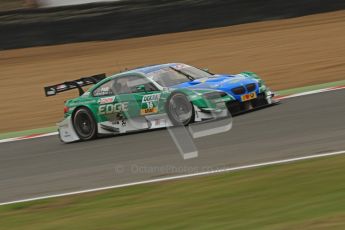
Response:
[226,90,278,115]
[57,116,80,143]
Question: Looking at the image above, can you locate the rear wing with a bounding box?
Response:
[44,74,106,97]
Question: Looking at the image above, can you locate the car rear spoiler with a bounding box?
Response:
[44,73,106,97]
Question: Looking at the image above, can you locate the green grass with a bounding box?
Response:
[0,126,56,140]
[277,79,345,96]
[1,155,345,229]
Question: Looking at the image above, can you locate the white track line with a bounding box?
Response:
[277,85,345,100]
[1,150,344,206]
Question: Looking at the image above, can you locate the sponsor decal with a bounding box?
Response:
[94,86,113,96]
[99,102,128,115]
[101,86,109,91]
[110,119,127,127]
[56,84,67,90]
[46,88,56,95]
[142,93,161,103]
[98,96,116,105]
[241,92,257,102]
[140,107,158,115]
[141,93,161,115]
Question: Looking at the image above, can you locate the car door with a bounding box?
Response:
[91,76,147,133]
[92,79,123,125]
[113,74,162,118]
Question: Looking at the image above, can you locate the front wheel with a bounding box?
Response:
[166,92,194,126]
[73,107,97,141]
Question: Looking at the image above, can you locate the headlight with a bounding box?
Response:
[203,91,227,99]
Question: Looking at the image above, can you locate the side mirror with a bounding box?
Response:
[136,84,146,92]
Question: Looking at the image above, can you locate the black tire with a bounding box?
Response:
[73,107,97,141]
[166,92,194,126]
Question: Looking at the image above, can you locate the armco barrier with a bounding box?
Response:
[1,0,345,50]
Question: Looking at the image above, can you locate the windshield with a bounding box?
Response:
[174,64,214,79]
[147,64,214,87]
[147,67,193,87]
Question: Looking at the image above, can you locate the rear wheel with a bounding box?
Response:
[166,92,194,126]
[73,107,97,141]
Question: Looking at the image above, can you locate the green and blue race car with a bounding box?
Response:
[44,63,277,143]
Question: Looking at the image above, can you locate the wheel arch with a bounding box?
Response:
[71,105,99,122]
[165,91,195,126]
[71,105,98,140]
[71,105,98,133]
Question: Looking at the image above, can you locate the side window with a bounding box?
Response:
[93,80,114,97]
[113,75,158,95]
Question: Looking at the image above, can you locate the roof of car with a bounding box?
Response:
[129,63,178,74]
[92,63,180,89]
[103,63,188,83]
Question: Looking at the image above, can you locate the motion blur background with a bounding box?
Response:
[2,0,345,49]
[1,0,345,132]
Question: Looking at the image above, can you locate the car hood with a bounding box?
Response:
[171,74,258,91]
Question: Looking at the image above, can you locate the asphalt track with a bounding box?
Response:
[0,89,345,203]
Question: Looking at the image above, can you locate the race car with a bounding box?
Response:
[139,63,277,114]
[44,63,277,143]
